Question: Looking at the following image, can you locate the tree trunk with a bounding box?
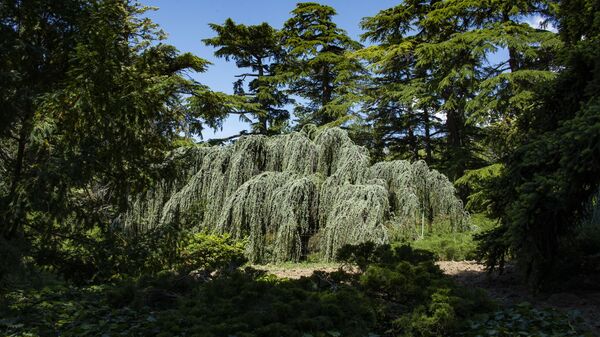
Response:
[4,115,31,239]
[257,59,268,133]
[503,12,519,73]
[407,106,419,160]
[320,64,333,125]
[423,107,433,163]
[445,106,466,180]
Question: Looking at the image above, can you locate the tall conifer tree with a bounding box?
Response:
[280,2,363,126]
[419,0,560,160]
[204,19,290,135]
[358,1,443,163]
[0,0,208,238]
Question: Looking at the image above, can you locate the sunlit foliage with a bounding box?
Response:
[119,127,467,263]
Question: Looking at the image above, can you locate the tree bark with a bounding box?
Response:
[320,63,333,125]
[256,58,268,134]
[423,107,433,163]
[4,114,31,239]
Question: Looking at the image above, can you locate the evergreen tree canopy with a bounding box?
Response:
[478,0,600,284]
[0,0,208,239]
[203,19,290,136]
[280,2,364,126]
[357,1,444,163]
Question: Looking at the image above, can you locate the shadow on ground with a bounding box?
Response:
[437,261,600,334]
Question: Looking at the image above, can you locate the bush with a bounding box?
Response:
[1,242,486,337]
[0,269,378,337]
[460,303,593,336]
[411,214,498,261]
[27,224,247,284]
[1,242,589,337]
[337,243,495,336]
[336,241,435,272]
[411,232,477,261]
[176,232,247,275]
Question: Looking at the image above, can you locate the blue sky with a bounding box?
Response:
[142,0,397,139]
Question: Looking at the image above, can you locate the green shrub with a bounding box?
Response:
[176,232,247,274]
[1,243,483,337]
[411,214,498,261]
[411,232,478,261]
[29,224,247,284]
[0,269,378,337]
[1,242,589,337]
[336,241,435,272]
[338,243,495,337]
[460,303,593,336]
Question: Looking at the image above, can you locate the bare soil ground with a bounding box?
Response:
[258,261,600,334]
[253,262,344,279]
[437,261,600,335]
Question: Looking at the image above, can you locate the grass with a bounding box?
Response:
[408,213,498,261]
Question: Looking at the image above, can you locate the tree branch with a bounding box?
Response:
[207,131,261,144]
[234,73,260,77]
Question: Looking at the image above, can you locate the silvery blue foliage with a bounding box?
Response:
[117,127,467,262]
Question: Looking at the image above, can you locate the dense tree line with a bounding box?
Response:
[198,0,599,284]
[0,0,209,280]
[1,0,599,287]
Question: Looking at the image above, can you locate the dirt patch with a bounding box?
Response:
[252,262,352,279]
[258,266,341,279]
[436,261,528,304]
[437,260,600,334]
[258,261,599,333]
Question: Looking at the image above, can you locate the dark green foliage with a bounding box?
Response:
[0,0,210,282]
[0,250,375,336]
[26,220,246,284]
[1,1,599,335]
[358,0,559,180]
[0,237,27,288]
[573,192,600,259]
[357,1,444,164]
[202,19,290,136]
[476,0,600,284]
[0,271,377,337]
[336,243,495,336]
[0,0,216,287]
[336,242,435,272]
[455,164,503,214]
[461,303,593,337]
[3,242,592,336]
[280,2,364,126]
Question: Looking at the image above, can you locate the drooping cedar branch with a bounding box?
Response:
[117,126,467,263]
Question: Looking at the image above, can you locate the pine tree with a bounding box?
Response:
[280,2,363,126]
[359,0,559,179]
[203,19,290,135]
[358,1,444,163]
[417,0,559,174]
[478,0,600,284]
[0,0,208,238]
